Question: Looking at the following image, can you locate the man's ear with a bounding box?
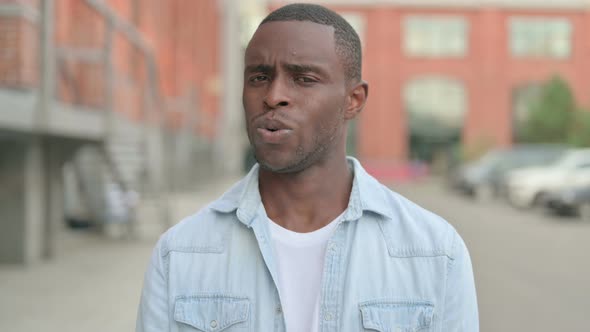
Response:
[344,80,368,120]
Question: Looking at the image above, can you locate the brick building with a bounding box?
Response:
[272,0,590,165]
[3,0,590,263]
[0,0,229,264]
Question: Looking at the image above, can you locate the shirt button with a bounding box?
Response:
[324,312,334,321]
[210,320,218,329]
[328,243,337,251]
[276,305,282,314]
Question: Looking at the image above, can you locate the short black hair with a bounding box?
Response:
[260,3,362,83]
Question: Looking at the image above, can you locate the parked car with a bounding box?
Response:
[505,148,590,208]
[449,144,566,200]
[581,199,590,222]
[543,185,590,216]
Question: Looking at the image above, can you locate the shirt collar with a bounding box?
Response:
[209,157,393,226]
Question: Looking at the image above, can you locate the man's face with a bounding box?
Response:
[243,21,348,173]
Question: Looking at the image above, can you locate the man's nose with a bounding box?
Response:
[264,77,290,109]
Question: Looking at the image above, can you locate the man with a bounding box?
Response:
[136,3,478,332]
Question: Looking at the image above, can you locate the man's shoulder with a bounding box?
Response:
[155,178,249,257]
[375,184,462,259]
[154,204,233,256]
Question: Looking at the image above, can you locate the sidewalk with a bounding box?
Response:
[0,176,239,332]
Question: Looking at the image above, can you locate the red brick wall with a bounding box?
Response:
[0,8,38,89]
[463,9,590,151]
[1,0,221,135]
[125,0,221,135]
[362,8,407,163]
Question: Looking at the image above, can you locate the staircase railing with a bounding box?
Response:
[54,0,171,232]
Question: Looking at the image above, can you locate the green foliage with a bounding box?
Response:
[522,76,576,143]
[568,108,590,147]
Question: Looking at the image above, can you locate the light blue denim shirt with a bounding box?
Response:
[136,157,478,332]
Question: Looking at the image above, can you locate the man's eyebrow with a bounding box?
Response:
[284,63,325,75]
[245,64,273,73]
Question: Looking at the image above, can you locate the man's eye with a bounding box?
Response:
[295,76,317,83]
[250,75,269,82]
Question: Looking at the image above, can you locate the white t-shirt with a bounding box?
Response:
[268,213,343,332]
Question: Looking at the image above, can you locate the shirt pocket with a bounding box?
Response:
[173,294,250,332]
[359,300,434,332]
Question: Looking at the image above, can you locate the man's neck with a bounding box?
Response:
[259,157,353,233]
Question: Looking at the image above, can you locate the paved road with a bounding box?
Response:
[1,177,588,331]
[0,233,154,332]
[392,179,590,332]
[0,178,238,332]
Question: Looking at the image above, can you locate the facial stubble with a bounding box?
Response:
[255,106,345,174]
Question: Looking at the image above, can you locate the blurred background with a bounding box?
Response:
[1,0,590,331]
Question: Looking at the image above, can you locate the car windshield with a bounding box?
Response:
[496,147,565,171]
[552,151,590,168]
[518,148,565,166]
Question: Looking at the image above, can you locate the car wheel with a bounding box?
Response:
[532,192,548,208]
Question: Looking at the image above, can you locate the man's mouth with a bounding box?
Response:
[256,125,292,143]
[252,117,294,143]
[256,118,291,132]
[257,127,291,134]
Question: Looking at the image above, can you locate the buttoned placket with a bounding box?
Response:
[249,213,287,332]
[318,219,348,332]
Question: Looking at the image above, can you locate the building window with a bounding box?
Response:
[404,77,467,136]
[404,77,467,163]
[403,15,468,57]
[509,17,572,59]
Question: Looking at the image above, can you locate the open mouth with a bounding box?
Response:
[260,126,287,134]
[254,118,292,142]
[258,120,289,132]
[256,125,291,143]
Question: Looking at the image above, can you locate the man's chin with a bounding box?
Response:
[258,160,297,174]
[256,156,307,174]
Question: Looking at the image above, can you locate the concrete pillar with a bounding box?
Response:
[0,138,45,264]
[0,137,69,264]
[43,140,65,259]
[0,139,29,263]
[23,138,48,264]
[0,0,65,264]
[215,0,246,176]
